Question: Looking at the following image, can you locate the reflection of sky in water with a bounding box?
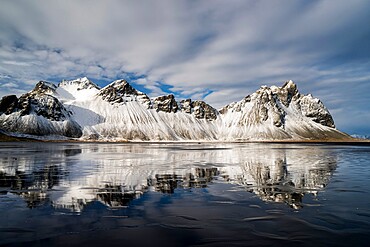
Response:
[0,143,337,211]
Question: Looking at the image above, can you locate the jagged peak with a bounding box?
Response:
[282,80,296,89]
[64,76,89,82]
[32,81,57,94]
[256,80,297,94]
[59,77,100,90]
[251,81,299,107]
[98,79,151,106]
[280,80,298,95]
[101,79,148,96]
[79,76,90,82]
[104,79,129,88]
[102,79,132,92]
[152,94,178,113]
[36,80,57,89]
[153,94,175,100]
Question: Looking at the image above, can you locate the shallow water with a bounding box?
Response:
[0,142,370,246]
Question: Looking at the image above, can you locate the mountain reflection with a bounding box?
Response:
[0,143,337,211]
[222,156,336,209]
[149,168,220,193]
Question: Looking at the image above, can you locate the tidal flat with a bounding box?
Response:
[0,142,370,247]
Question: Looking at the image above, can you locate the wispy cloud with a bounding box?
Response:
[134,77,165,97]
[0,0,369,133]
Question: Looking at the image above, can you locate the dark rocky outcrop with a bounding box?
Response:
[0,95,18,115]
[153,94,178,113]
[98,80,151,107]
[296,95,335,128]
[180,99,218,120]
[274,80,299,107]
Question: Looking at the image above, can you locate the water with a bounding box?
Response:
[0,142,370,247]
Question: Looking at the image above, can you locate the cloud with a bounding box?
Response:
[134,77,165,97]
[1,82,18,88]
[0,0,369,133]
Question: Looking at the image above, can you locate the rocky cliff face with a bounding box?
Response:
[273,81,335,128]
[0,78,350,141]
[152,94,178,113]
[98,79,151,108]
[180,99,218,120]
[0,95,18,115]
[151,95,218,121]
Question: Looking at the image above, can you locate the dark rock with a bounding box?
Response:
[153,94,178,113]
[275,80,299,107]
[179,99,218,120]
[180,99,192,114]
[98,80,151,107]
[17,95,31,116]
[16,89,70,121]
[33,81,57,94]
[0,95,18,114]
[298,95,335,128]
[64,121,83,138]
[98,85,122,103]
[191,100,218,120]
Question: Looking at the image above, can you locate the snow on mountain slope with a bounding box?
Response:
[219,80,348,140]
[0,78,350,141]
[56,79,219,140]
[0,81,82,137]
[56,77,100,102]
[69,96,219,141]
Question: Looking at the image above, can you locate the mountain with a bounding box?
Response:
[351,134,370,140]
[0,81,82,137]
[0,78,350,141]
[218,81,345,140]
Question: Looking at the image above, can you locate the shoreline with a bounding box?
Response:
[1,134,370,145]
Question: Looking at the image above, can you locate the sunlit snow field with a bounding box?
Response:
[0,142,370,246]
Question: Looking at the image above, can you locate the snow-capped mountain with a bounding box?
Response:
[351,134,370,140]
[218,81,345,140]
[0,81,82,137]
[0,77,350,141]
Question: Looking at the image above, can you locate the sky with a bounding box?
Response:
[0,0,369,134]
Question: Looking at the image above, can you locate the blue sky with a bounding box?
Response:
[0,0,369,134]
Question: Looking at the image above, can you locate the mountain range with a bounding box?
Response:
[0,77,350,141]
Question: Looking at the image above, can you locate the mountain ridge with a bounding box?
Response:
[0,78,351,141]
